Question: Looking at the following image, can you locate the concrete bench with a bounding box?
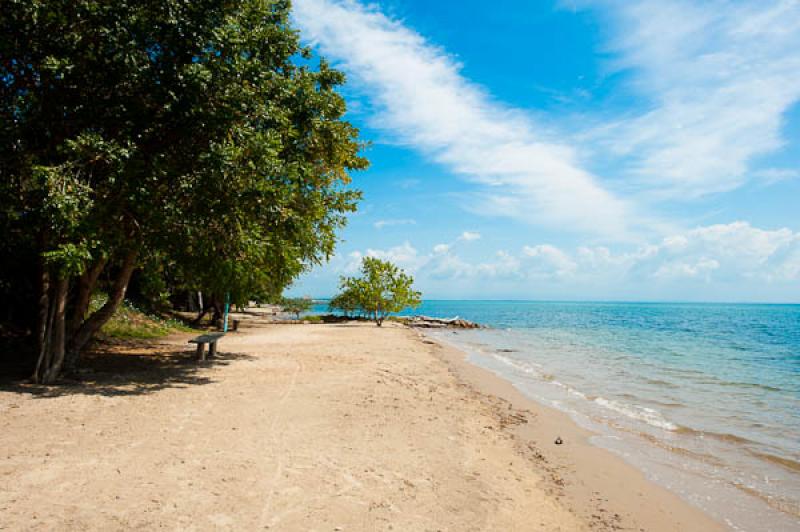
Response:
[189,333,225,361]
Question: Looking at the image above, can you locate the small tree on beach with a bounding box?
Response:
[328,289,360,318]
[281,297,313,320]
[335,258,421,326]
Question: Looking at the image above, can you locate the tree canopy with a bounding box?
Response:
[332,257,421,326]
[0,0,367,382]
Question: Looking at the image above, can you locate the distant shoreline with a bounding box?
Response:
[308,298,800,306]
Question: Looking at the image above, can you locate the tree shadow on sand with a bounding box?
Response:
[0,342,255,398]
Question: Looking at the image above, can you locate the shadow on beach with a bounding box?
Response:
[0,342,255,399]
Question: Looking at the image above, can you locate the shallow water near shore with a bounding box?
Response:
[406,301,800,531]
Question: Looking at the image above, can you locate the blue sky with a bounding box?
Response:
[288,0,800,302]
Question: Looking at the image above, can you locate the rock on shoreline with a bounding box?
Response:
[401,315,483,329]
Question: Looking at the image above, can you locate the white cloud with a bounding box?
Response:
[675,222,796,269]
[345,222,800,289]
[522,244,578,278]
[774,250,800,282]
[343,251,364,274]
[653,258,720,281]
[476,251,523,279]
[576,0,800,198]
[374,218,417,229]
[569,222,800,283]
[458,231,481,242]
[586,222,800,282]
[344,241,427,274]
[431,230,482,259]
[293,0,632,237]
[428,252,476,280]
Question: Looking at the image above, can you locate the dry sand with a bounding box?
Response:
[0,322,723,531]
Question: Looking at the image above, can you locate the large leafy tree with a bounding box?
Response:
[0,0,367,382]
[335,257,421,326]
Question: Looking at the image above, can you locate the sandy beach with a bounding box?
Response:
[0,322,723,531]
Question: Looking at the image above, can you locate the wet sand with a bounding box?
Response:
[0,322,722,530]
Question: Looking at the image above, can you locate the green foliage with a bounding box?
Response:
[334,257,421,326]
[328,289,361,318]
[90,294,193,340]
[149,1,368,306]
[0,0,368,373]
[281,297,313,319]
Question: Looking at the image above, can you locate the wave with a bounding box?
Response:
[493,354,540,377]
[673,426,757,445]
[550,379,588,399]
[702,379,784,393]
[593,397,678,431]
[491,351,679,431]
[492,353,590,400]
[632,430,728,467]
[643,377,680,389]
[748,450,800,473]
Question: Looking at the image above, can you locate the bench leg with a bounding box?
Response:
[209,341,217,358]
[196,343,206,361]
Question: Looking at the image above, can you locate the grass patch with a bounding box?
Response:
[91,295,194,340]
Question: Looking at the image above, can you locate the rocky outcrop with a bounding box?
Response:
[403,315,483,329]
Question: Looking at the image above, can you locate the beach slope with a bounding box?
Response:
[0,323,719,531]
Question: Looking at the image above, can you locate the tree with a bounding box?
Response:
[0,1,366,382]
[281,297,313,320]
[328,289,360,318]
[334,257,421,326]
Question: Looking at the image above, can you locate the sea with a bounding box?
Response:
[313,300,800,531]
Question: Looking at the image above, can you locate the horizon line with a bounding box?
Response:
[302,297,800,306]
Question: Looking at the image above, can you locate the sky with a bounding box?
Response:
[287,0,800,302]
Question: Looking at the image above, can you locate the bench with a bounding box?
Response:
[189,333,225,361]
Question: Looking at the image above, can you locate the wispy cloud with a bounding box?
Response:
[754,168,800,186]
[396,178,421,189]
[575,0,800,197]
[295,0,800,251]
[293,0,632,238]
[373,218,417,229]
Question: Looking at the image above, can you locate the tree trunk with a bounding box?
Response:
[211,295,223,329]
[32,265,52,382]
[68,257,107,339]
[193,306,209,325]
[62,257,107,373]
[32,274,68,384]
[66,250,137,366]
[43,277,68,382]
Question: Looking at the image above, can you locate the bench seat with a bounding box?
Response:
[189,332,225,361]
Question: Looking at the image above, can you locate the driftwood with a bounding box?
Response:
[403,315,483,329]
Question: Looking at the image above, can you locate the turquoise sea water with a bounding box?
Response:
[316,300,800,530]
